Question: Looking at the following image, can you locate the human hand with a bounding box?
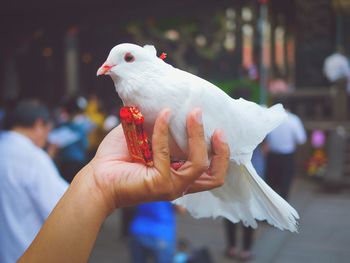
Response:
[85,108,230,215]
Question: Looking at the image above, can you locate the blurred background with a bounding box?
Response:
[1,0,350,262]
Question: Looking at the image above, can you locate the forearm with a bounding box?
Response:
[18,164,109,263]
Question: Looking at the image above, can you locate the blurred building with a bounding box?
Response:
[0,0,350,105]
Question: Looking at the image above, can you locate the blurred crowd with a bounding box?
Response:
[0,96,120,263]
[46,94,120,182]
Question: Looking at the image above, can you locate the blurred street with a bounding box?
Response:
[89,176,350,263]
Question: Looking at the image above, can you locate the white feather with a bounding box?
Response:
[174,162,299,232]
[143,45,157,57]
[101,43,300,232]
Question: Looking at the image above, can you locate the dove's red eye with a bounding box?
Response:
[124,53,135,63]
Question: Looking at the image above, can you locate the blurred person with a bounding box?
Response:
[268,72,289,95]
[265,101,307,200]
[18,108,230,263]
[0,100,68,263]
[129,201,176,263]
[103,108,120,132]
[246,63,259,81]
[52,97,93,183]
[323,47,350,120]
[323,47,350,92]
[85,94,107,159]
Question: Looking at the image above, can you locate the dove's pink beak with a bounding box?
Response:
[96,63,115,76]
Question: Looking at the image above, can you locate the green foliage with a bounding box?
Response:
[213,79,260,103]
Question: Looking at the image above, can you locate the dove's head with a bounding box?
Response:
[97,43,165,81]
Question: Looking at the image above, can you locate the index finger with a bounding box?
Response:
[170,108,210,191]
[185,108,209,175]
[185,129,230,193]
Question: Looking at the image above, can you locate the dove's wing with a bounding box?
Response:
[223,98,287,163]
[165,68,286,163]
[166,68,298,232]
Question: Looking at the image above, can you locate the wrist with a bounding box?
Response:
[72,162,115,219]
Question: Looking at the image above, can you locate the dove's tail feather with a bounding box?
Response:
[239,162,299,232]
[216,161,299,232]
[173,161,299,232]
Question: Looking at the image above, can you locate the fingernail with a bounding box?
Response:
[194,108,202,124]
[217,129,227,143]
[163,109,171,123]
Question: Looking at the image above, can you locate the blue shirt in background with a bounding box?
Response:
[130,201,175,241]
[59,122,88,163]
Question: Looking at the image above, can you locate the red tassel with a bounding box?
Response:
[159,52,167,60]
[120,106,186,169]
[120,106,153,167]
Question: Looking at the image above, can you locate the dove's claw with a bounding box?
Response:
[170,160,186,171]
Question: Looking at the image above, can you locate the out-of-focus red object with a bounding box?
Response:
[259,0,269,4]
[120,106,153,166]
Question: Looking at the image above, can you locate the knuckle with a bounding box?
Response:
[156,145,170,158]
[218,145,230,158]
[216,143,230,157]
[189,129,205,140]
[196,129,205,138]
[195,162,209,173]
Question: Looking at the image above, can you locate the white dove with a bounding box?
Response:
[97,43,299,232]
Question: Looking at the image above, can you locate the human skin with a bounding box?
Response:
[18,108,230,263]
